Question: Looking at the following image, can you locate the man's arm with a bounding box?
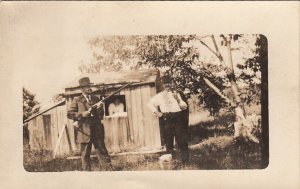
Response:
[67,98,82,121]
[174,92,187,110]
[178,94,187,110]
[147,94,163,117]
[91,96,105,118]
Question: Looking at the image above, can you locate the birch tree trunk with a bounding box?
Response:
[199,35,258,142]
[225,38,245,115]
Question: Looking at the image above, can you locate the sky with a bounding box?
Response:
[1,2,180,108]
[0,2,258,109]
[1,3,104,108]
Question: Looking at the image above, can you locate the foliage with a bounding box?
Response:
[23,87,40,121]
[133,35,227,113]
[23,87,40,145]
[79,35,264,115]
[236,35,267,105]
[79,36,144,72]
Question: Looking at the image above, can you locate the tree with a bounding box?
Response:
[23,87,40,121]
[238,35,266,105]
[80,35,228,114]
[23,87,40,147]
[197,35,264,143]
[79,36,145,72]
[80,35,264,142]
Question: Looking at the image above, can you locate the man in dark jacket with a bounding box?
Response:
[67,77,112,171]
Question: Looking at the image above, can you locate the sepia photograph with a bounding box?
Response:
[0,1,299,189]
[22,34,268,172]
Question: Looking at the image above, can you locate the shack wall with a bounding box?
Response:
[124,84,161,149]
[28,83,161,156]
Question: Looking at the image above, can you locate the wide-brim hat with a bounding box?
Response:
[79,77,93,87]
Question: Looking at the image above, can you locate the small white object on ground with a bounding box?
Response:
[159,154,172,162]
[158,154,172,169]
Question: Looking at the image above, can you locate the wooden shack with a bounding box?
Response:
[26,69,162,157]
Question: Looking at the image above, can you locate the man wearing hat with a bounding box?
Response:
[147,75,190,165]
[67,77,112,171]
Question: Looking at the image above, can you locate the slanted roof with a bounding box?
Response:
[64,69,159,96]
[23,99,66,124]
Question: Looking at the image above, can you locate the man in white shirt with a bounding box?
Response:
[108,98,125,116]
[148,75,189,165]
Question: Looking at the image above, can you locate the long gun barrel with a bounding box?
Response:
[24,82,133,127]
[71,82,133,128]
[88,82,133,112]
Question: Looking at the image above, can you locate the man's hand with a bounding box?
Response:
[154,111,163,117]
[73,121,79,129]
[173,92,187,110]
[179,102,187,110]
[81,111,90,118]
[96,102,104,109]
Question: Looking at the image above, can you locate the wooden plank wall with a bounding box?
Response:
[28,104,76,156]
[50,105,73,155]
[28,116,46,150]
[124,84,161,150]
[102,117,131,153]
[28,84,161,156]
[42,115,52,150]
[65,98,79,151]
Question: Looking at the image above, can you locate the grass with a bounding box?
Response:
[189,136,262,169]
[24,107,264,171]
[24,135,262,171]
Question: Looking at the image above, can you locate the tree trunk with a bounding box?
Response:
[226,39,245,115]
[200,35,257,143]
[203,77,231,103]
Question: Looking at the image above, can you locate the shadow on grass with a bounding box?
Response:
[189,113,235,145]
[189,136,262,169]
[23,148,82,172]
[24,137,262,171]
[24,113,263,171]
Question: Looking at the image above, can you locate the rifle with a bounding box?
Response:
[88,82,133,112]
[72,82,133,126]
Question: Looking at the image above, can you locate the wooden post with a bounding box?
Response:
[65,125,72,152]
[53,124,67,158]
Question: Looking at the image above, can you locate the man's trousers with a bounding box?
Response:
[80,125,111,171]
[162,111,189,164]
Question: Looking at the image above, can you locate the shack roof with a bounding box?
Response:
[64,69,159,95]
[65,69,159,89]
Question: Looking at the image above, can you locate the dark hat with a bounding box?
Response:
[160,75,172,84]
[79,77,93,87]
